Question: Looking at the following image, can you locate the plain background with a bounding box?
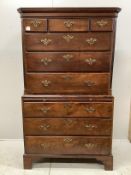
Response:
[0,0,131,139]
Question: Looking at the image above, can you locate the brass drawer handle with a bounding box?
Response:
[41,80,51,87]
[86,38,97,45]
[40,143,47,149]
[63,35,74,42]
[96,20,108,27]
[84,143,96,148]
[31,19,41,28]
[64,20,75,29]
[84,81,96,87]
[85,106,96,113]
[64,138,72,143]
[40,38,52,46]
[85,124,97,129]
[85,58,96,65]
[40,107,51,113]
[40,57,52,66]
[63,54,73,62]
[62,75,72,80]
[39,124,50,131]
[64,104,72,114]
[63,118,73,125]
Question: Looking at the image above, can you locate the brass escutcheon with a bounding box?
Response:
[96,20,108,27]
[86,38,97,45]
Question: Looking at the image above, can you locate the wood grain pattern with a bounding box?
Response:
[25,136,112,155]
[25,33,112,51]
[23,101,113,118]
[23,18,47,32]
[90,18,114,31]
[26,52,111,72]
[25,73,110,94]
[24,118,112,136]
[48,18,89,32]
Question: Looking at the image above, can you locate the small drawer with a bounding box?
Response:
[25,136,112,155]
[48,18,89,32]
[25,33,112,51]
[25,73,110,95]
[90,18,114,31]
[23,101,113,118]
[24,118,112,136]
[23,18,47,32]
[25,52,111,72]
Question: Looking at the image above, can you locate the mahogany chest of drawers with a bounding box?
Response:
[18,7,121,170]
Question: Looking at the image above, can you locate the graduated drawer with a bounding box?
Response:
[23,18,47,32]
[25,33,112,51]
[25,73,110,95]
[24,118,112,136]
[48,18,89,32]
[25,136,111,155]
[23,102,113,118]
[26,52,111,72]
[90,18,114,31]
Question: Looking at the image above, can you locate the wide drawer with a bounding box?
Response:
[25,136,111,155]
[25,73,110,94]
[90,18,114,31]
[25,33,112,51]
[23,18,47,32]
[23,101,113,118]
[26,52,111,72]
[48,18,89,32]
[24,118,112,136]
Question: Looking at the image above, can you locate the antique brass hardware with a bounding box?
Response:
[84,143,96,148]
[40,38,52,46]
[39,124,50,131]
[63,54,73,62]
[63,34,74,42]
[41,80,51,87]
[40,57,52,66]
[86,38,97,45]
[64,138,72,143]
[96,19,108,27]
[40,106,51,113]
[85,106,96,113]
[62,75,72,80]
[84,81,96,87]
[64,20,75,29]
[85,58,96,65]
[31,19,41,27]
[63,118,73,125]
[85,124,97,129]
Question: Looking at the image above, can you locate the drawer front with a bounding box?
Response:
[26,52,111,72]
[23,19,47,32]
[24,118,112,136]
[91,18,114,31]
[25,73,110,94]
[25,136,111,155]
[25,33,112,51]
[48,19,89,32]
[23,102,113,118]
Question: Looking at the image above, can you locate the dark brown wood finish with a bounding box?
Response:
[26,52,111,72]
[25,33,112,51]
[23,101,113,118]
[18,7,121,170]
[25,136,112,155]
[25,73,110,94]
[24,118,112,136]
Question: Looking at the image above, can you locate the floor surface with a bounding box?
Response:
[0,139,131,175]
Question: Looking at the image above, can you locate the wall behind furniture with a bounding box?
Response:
[0,0,130,139]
